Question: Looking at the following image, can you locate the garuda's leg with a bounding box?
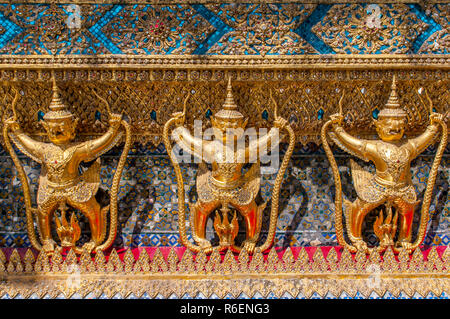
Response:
[232,200,266,252]
[347,198,381,251]
[393,198,416,249]
[190,200,221,248]
[68,197,103,253]
[37,200,60,254]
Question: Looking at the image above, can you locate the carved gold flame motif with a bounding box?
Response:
[213,206,239,248]
[55,202,81,248]
[373,204,398,251]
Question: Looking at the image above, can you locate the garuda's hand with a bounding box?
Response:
[172,111,185,127]
[274,117,288,130]
[109,113,123,130]
[330,113,344,125]
[430,112,443,125]
[4,117,20,131]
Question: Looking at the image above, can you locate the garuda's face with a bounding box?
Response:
[43,118,77,145]
[374,116,406,142]
[212,118,247,143]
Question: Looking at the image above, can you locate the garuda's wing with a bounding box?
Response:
[80,157,101,185]
[328,132,369,163]
[350,159,376,202]
[244,159,260,181]
[244,160,261,191]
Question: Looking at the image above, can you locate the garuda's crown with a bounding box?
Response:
[214,77,246,124]
[43,74,74,121]
[378,75,407,118]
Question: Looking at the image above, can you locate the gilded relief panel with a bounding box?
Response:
[0,1,447,299]
[0,70,448,143]
[0,2,447,55]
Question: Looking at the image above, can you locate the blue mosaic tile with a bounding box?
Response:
[0,3,445,55]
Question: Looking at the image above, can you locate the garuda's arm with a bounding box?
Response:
[171,126,211,161]
[407,114,441,158]
[329,121,373,162]
[245,125,284,163]
[77,114,123,162]
[7,122,44,163]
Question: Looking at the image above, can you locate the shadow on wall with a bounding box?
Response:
[416,170,448,247]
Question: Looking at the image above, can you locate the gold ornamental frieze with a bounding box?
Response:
[0,246,448,298]
[0,68,448,146]
[0,55,448,69]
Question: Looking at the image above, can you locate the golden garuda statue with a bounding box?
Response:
[322,75,447,253]
[2,76,131,255]
[163,78,295,254]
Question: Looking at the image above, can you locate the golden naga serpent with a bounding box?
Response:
[321,91,447,254]
[3,88,132,254]
[163,91,295,254]
[85,90,132,253]
[257,92,295,253]
[93,118,131,252]
[408,93,447,253]
[2,89,41,251]
[163,94,203,253]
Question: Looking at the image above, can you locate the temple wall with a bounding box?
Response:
[0,1,448,249]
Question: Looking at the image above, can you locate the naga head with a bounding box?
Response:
[211,78,248,143]
[374,75,407,142]
[41,76,78,145]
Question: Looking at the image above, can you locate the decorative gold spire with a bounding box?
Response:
[222,77,238,110]
[378,74,407,118]
[214,77,245,122]
[43,72,74,121]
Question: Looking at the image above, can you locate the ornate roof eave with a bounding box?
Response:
[0,54,448,70]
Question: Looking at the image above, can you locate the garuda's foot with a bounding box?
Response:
[197,238,212,250]
[42,239,57,255]
[395,240,414,252]
[81,241,97,254]
[242,239,257,254]
[352,239,369,252]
